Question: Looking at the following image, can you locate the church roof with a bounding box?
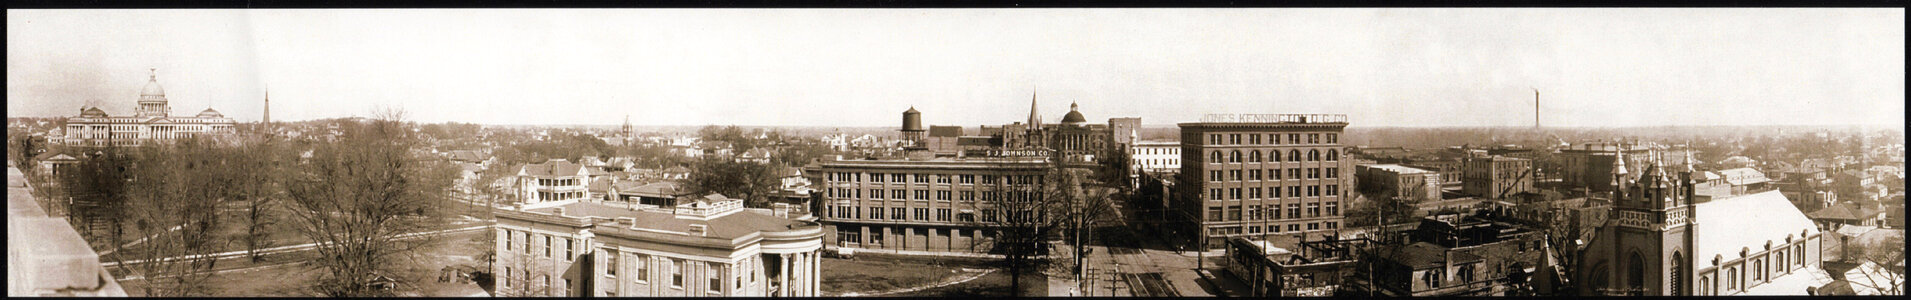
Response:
[1694,190,1820,265]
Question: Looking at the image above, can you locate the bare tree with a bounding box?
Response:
[281,110,460,297]
[232,131,293,262]
[111,138,231,296]
[1849,234,1905,295]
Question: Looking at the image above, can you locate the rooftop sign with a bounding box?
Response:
[1199,114,1347,124]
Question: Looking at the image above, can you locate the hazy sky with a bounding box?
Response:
[8,9,1904,128]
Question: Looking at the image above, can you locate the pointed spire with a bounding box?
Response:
[1027,88,1042,128]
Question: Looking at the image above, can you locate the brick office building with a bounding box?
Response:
[1178,114,1355,248]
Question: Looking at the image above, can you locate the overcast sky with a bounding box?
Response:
[7,9,1904,128]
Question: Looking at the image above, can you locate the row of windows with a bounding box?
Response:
[600,252,754,295]
[828,188,1037,202]
[1138,147,1179,155]
[829,172,1040,185]
[836,226,1032,248]
[1208,133,1338,146]
[1210,167,1339,182]
[1208,149,1339,164]
[1138,158,1179,166]
[535,178,582,187]
[831,206,985,223]
[1208,184,1340,200]
[1206,202,1338,221]
[536,191,586,201]
[502,229,576,260]
[1207,221,1337,236]
[1700,243,1809,295]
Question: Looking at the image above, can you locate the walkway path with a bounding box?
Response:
[102,224,488,268]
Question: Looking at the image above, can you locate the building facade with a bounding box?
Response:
[1462,156,1535,199]
[1178,114,1355,248]
[516,159,595,204]
[1357,164,1442,204]
[1133,141,1182,174]
[63,69,236,147]
[493,198,824,297]
[812,157,1050,255]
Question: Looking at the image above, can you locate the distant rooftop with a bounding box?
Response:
[1363,164,1436,174]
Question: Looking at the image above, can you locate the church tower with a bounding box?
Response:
[1579,146,1700,295]
[263,90,271,124]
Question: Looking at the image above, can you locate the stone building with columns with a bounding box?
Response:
[493,195,824,297]
[63,69,236,147]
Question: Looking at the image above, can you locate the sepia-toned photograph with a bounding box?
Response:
[6,8,1903,297]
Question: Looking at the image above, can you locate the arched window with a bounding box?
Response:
[1727,267,1739,291]
[1627,252,1646,295]
[1671,252,1685,295]
[1309,149,1321,161]
[1249,150,1262,163]
[1589,263,1610,293]
[1328,149,1339,161]
[1231,150,1242,163]
[1271,150,1282,161]
[1211,151,1223,164]
[1289,150,1301,162]
[1700,276,1711,295]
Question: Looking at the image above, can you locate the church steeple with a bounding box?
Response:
[1027,89,1042,129]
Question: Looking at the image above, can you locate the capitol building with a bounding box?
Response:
[63,69,237,147]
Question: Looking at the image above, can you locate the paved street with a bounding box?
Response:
[1047,186,1252,297]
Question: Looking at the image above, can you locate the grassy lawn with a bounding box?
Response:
[890,269,1048,297]
[819,256,962,295]
[117,229,492,297]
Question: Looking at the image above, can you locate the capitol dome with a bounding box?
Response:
[1060,101,1086,124]
[141,70,165,97]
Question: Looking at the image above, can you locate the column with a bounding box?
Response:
[779,253,791,297]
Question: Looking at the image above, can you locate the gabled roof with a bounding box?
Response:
[516,159,588,177]
[663,166,691,174]
[1694,190,1820,264]
[1808,203,1878,221]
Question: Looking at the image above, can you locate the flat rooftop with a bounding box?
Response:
[1362,164,1436,174]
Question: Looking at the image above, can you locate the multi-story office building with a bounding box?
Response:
[1178,114,1355,248]
[813,157,1050,254]
[515,159,594,204]
[1133,141,1182,174]
[63,69,236,147]
[493,196,824,297]
[1357,164,1442,204]
[1462,155,1535,199]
